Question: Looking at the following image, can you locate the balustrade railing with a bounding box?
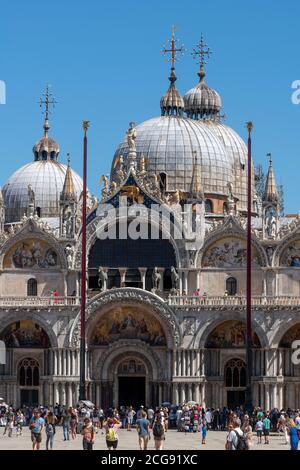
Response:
[0,296,79,307]
[167,295,300,307]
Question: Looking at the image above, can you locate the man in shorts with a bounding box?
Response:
[29,409,45,450]
[136,410,150,450]
[263,413,271,445]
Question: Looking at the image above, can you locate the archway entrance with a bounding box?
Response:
[19,358,40,406]
[225,358,246,409]
[117,358,146,408]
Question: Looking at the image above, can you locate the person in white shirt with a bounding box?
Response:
[226,419,244,450]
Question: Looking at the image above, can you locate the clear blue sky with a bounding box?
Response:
[1,0,300,212]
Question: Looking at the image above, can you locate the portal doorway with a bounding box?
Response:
[225,358,246,409]
[20,389,39,407]
[118,377,146,408]
[227,390,245,409]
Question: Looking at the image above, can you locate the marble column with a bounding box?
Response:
[158,268,164,292]
[183,270,188,294]
[187,383,192,401]
[196,271,200,290]
[182,351,186,377]
[181,383,186,404]
[158,383,163,405]
[173,351,177,377]
[49,382,53,406]
[119,268,127,287]
[173,383,179,404]
[264,384,270,410]
[68,382,73,407]
[139,268,147,290]
[178,351,182,377]
[53,382,59,404]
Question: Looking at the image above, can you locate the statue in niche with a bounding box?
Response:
[98,267,108,290]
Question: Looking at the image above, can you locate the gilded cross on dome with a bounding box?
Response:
[39,84,57,136]
[192,33,211,81]
[161,26,185,68]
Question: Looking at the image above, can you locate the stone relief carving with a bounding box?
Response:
[203,239,260,268]
[183,316,196,336]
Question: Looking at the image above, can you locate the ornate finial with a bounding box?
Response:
[246,121,253,134]
[162,26,185,82]
[83,120,90,137]
[39,84,57,137]
[263,152,278,204]
[192,33,212,82]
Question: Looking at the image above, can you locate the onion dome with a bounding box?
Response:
[263,154,278,204]
[183,34,222,120]
[33,118,60,161]
[160,67,184,116]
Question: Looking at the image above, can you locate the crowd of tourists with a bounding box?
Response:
[1,402,300,450]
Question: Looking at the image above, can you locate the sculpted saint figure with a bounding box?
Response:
[126,122,137,151]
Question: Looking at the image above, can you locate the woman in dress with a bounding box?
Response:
[70,408,78,439]
[152,415,165,450]
[287,418,299,451]
[242,414,253,450]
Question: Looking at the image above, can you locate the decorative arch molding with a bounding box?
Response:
[270,316,300,348]
[197,312,268,349]
[0,219,68,270]
[196,216,267,268]
[0,311,58,348]
[274,231,300,267]
[69,288,182,348]
[95,340,163,381]
[73,211,189,271]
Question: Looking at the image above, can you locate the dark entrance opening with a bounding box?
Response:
[20,389,39,407]
[227,390,245,409]
[118,377,145,408]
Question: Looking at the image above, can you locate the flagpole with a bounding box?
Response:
[245,121,253,413]
[79,120,89,401]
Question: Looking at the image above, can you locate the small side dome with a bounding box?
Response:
[160,69,184,116]
[184,33,222,120]
[33,120,59,161]
[184,79,222,120]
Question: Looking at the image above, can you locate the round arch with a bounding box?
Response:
[197,314,267,349]
[97,340,163,382]
[0,313,57,348]
[0,224,68,271]
[271,319,300,348]
[74,211,189,271]
[69,288,182,348]
[274,235,300,267]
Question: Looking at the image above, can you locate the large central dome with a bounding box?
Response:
[112,34,254,213]
[113,115,234,196]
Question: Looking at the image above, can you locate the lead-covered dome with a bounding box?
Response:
[3,160,83,223]
[113,115,234,196]
[184,78,222,120]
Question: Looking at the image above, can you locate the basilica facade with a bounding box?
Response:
[0,36,300,411]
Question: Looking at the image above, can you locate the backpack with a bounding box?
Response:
[234,430,248,450]
[153,423,164,438]
[46,423,54,434]
[106,427,117,442]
